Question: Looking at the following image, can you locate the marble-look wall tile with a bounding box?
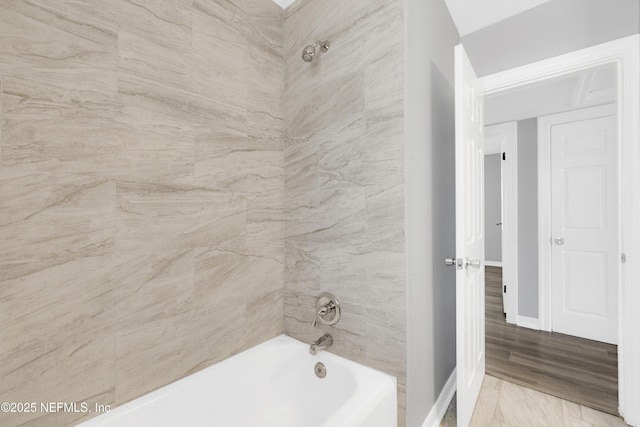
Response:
[0,169,116,282]
[112,105,196,185]
[0,0,284,426]
[0,333,116,427]
[1,69,120,167]
[0,1,118,71]
[114,304,244,404]
[282,0,406,425]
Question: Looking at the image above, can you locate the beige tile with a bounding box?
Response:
[495,380,564,427]
[114,304,246,405]
[118,71,247,133]
[105,249,197,330]
[361,117,405,189]
[0,255,117,357]
[118,30,192,93]
[116,0,193,46]
[1,0,285,426]
[0,171,116,282]
[191,5,250,111]
[285,182,367,246]
[0,333,115,427]
[285,73,365,142]
[112,105,196,186]
[316,116,367,186]
[115,182,247,252]
[491,405,506,424]
[194,247,283,309]
[284,138,320,201]
[246,205,284,259]
[565,417,595,427]
[468,378,629,427]
[1,68,119,167]
[283,1,406,425]
[365,183,405,252]
[0,1,117,71]
[194,132,283,195]
[563,400,584,420]
[244,288,285,345]
[470,377,501,427]
[483,375,504,391]
[364,40,405,123]
[580,406,627,427]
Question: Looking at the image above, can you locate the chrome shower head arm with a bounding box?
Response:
[317,40,330,53]
[301,40,330,62]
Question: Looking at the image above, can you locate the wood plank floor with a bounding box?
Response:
[485,266,619,415]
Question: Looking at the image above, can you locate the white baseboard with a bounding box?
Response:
[485,260,503,267]
[421,368,457,427]
[517,315,541,330]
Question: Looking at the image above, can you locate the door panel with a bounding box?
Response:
[551,115,617,344]
[455,44,485,427]
[564,166,606,229]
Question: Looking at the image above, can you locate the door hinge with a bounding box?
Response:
[502,152,506,161]
[503,285,507,293]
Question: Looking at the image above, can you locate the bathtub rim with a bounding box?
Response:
[76,334,397,427]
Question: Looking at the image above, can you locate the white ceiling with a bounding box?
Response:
[270,0,295,9]
[443,0,553,36]
[485,64,617,126]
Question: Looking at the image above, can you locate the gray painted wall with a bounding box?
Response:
[485,154,502,263]
[461,0,640,76]
[405,0,459,425]
[518,119,539,318]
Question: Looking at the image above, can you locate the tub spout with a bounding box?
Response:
[309,333,333,355]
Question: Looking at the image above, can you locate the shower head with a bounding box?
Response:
[301,40,330,63]
[301,45,316,62]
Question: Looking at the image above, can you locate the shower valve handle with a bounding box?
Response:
[312,303,332,328]
[312,293,341,327]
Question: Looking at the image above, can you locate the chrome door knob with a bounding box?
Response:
[466,258,481,269]
[554,237,565,245]
[445,257,456,266]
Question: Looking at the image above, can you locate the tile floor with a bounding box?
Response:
[440,375,629,427]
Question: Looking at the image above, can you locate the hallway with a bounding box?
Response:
[485,266,618,415]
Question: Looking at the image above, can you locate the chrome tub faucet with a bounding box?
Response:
[309,333,333,355]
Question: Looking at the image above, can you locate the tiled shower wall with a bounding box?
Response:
[0,1,284,426]
[282,0,407,424]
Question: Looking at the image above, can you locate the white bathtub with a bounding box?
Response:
[77,335,397,427]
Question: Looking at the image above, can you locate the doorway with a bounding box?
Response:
[482,66,620,414]
[455,35,640,427]
[484,67,619,343]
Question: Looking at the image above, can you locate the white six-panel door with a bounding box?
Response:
[455,44,485,427]
[547,111,618,344]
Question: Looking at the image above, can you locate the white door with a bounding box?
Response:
[550,114,618,344]
[455,44,485,427]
